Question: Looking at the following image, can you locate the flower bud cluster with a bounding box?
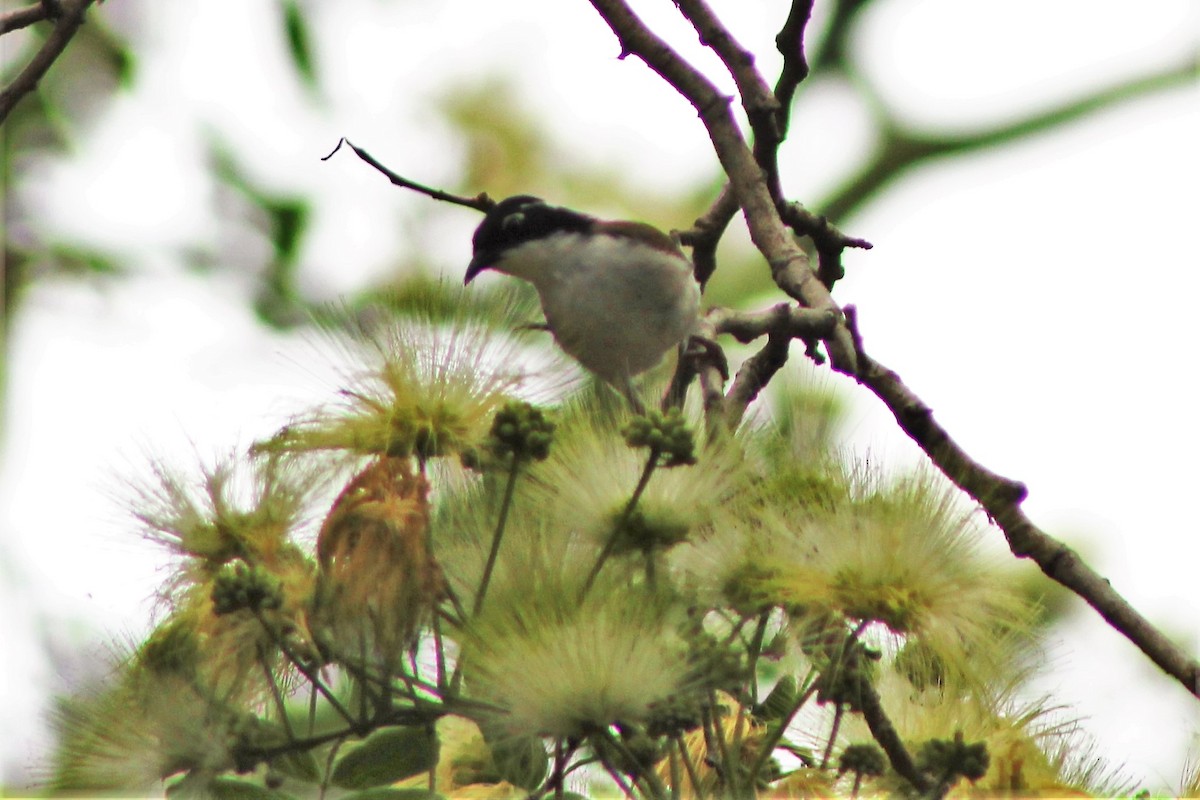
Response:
[623,409,696,467]
[211,561,284,616]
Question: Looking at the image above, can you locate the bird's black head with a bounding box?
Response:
[465,195,593,283]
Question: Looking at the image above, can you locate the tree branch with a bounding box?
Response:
[673,0,785,199]
[322,137,495,212]
[819,56,1196,221]
[677,0,819,288]
[777,202,872,290]
[0,0,94,125]
[772,0,815,122]
[724,332,790,428]
[0,2,48,34]
[708,303,837,344]
[843,305,1200,698]
[586,0,858,375]
[670,0,869,297]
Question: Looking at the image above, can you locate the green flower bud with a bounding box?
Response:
[838,743,886,778]
[211,561,284,615]
[485,401,555,463]
[916,730,990,786]
[622,409,696,467]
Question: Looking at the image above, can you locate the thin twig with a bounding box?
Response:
[250,609,362,729]
[0,2,47,34]
[322,137,494,212]
[725,331,791,427]
[818,57,1195,222]
[587,0,858,376]
[747,662,820,785]
[0,0,95,124]
[258,648,296,742]
[703,690,735,796]
[777,202,872,291]
[819,703,844,769]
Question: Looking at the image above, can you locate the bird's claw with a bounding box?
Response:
[683,334,729,380]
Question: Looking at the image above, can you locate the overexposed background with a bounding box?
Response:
[2,0,1197,791]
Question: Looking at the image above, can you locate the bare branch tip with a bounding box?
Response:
[320,137,347,161]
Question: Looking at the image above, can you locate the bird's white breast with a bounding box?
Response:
[495,232,700,383]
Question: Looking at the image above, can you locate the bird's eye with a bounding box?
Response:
[501,212,525,231]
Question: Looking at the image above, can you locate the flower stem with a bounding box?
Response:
[820,703,845,769]
[747,665,819,783]
[473,456,522,616]
[674,734,706,800]
[582,448,660,596]
[257,647,295,742]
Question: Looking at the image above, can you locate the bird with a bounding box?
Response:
[465,196,701,410]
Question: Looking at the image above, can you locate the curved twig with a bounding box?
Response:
[819,57,1196,221]
[587,0,858,376]
[0,0,95,125]
[0,3,48,34]
[322,137,495,212]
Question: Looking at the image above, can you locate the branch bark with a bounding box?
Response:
[0,2,48,34]
[0,0,95,125]
[675,0,818,288]
[587,0,858,376]
[844,305,1200,698]
[585,0,1200,701]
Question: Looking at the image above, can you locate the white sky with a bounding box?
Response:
[3,0,1198,791]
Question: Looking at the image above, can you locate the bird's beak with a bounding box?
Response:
[464,255,489,285]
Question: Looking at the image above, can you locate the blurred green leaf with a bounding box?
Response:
[280,0,318,89]
[483,731,548,791]
[168,776,294,799]
[331,726,440,789]
[210,139,311,327]
[754,674,797,722]
[271,747,321,784]
[340,790,444,800]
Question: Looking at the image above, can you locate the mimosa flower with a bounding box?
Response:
[521,401,748,558]
[51,635,238,794]
[128,454,320,697]
[461,567,705,740]
[312,456,444,666]
[254,290,555,462]
[683,468,1032,689]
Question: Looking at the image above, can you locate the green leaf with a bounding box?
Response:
[168,776,293,799]
[340,790,444,800]
[271,747,322,784]
[485,733,548,791]
[331,725,440,789]
[754,675,797,722]
[280,0,317,88]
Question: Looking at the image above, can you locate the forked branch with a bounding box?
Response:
[584,0,1200,702]
[0,0,96,125]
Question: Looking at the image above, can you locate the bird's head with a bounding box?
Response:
[465,195,594,284]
